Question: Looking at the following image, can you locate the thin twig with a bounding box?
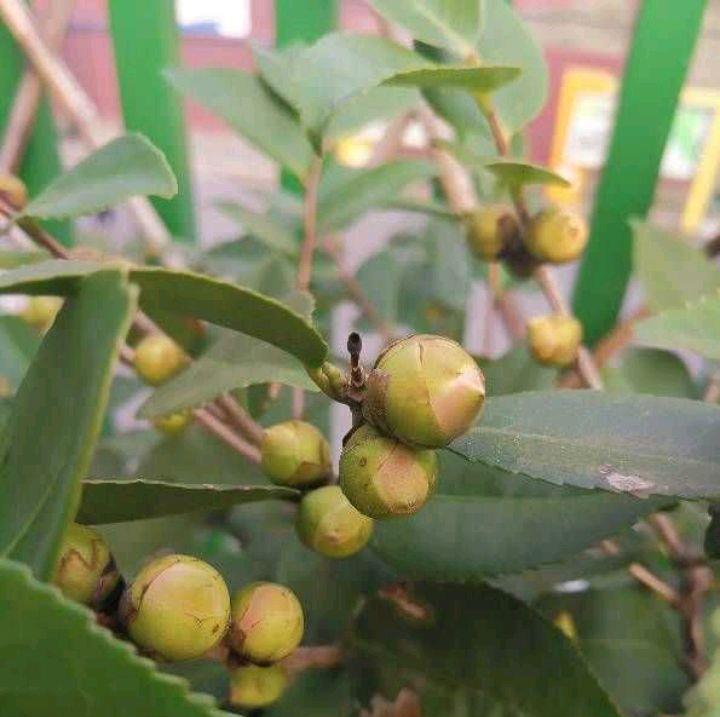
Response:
[193,408,261,464]
[215,393,265,445]
[704,372,720,403]
[0,0,75,174]
[0,0,170,253]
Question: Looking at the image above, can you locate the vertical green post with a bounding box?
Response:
[572,0,707,344]
[275,0,336,192]
[0,25,71,245]
[108,0,196,242]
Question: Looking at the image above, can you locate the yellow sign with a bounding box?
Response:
[548,67,720,233]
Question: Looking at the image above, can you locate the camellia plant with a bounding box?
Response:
[1,2,720,717]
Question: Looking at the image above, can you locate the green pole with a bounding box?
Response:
[275,0,336,192]
[108,0,196,243]
[572,0,708,345]
[0,25,71,246]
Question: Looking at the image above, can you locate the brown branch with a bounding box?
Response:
[704,372,720,403]
[0,0,75,174]
[193,408,261,464]
[281,645,344,677]
[215,393,265,445]
[0,0,170,253]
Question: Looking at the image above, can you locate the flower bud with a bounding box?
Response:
[525,208,588,264]
[20,296,63,332]
[229,582,304,664]
[464,205,516,261]
[120,554,230,662]
[296,485,374,558]
[260,420,331,488]
[152,409,192,436]
[527,314,582,367]
[52,523,120,608]
[228,664,287,710]
[363,334,485,448]
[0,173,28,211]
[133,334,188,386]
[339,424,438,519]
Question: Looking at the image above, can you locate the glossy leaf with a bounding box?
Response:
[484,160,571,188]
[634,296,720,361]
[23,134,177,220]
[451,390,720,499]
[372,452,665,580]
[318,160,435,231]
[0,260,328,367]
[216,202,298,256]
[539,588,687,716]
[369,0,484,56]
[633,221,720,311]
[385,65,520,92]
[0,270,135,580]
[0,315,40,389]
[479,0,548,132]
[77,480,297,524]
[477,347,557,396]
[602,348,698,398]
[354,582,622,717]
[290,34,428,146]
[0,559,225,717]
[166,67,314,181]
[138,330,318,419]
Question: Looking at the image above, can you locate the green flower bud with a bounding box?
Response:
[20,296,63,333]
[260,420,331,487]
[363,334,485,448]
[464,205,516,261]
[527,314,582,367]
[296,485,374,558]
[133,335,188,386]
[151,409,192,436]
[0,173,28,211]
[228,664,287,710]
[525,207,588,264]
[120,554,230,662]
[52,523,120,608]
[339,424,438,519]
[229,582,304,664]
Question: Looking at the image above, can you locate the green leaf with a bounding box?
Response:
[477,347,557,396]
[138,330,318,419]
[0,559,226,717]
[539,588,687,716]
[369,0,484,56]
[77,480,297,524]
[0,315,40,389]
[484,160,571,188]
[166,67,314,181]
[0,260,328,367]
[427,217,471,312]
[318,160,435,232]
[355,249,403,328]
[216,202,298,256]
[385,65,520,92]
[354,582,622,717]
[634,296,720,360]
[0,270,135,580]
[451,390,720,499]
[22,134,177,221]
[479,0,548,132]
[267,670,353,717]
[633,221,720,311]
[372,452,664,580]
[602,348,698,398]
[290,34,428,146]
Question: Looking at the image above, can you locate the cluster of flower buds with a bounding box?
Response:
[53,523,304,710]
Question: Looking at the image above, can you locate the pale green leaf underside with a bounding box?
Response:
[0,271,136,581]
[78,479,298,524]
[451,391,720,499]
[216,202,298,256]
[384,65,520,92]
[634,296,720,360]
[484,160,571,188]
[139,330,318,419]
[23,134,177,220]
[632,220,720,311]
[0,260,328,367]
[0,559,226,717]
